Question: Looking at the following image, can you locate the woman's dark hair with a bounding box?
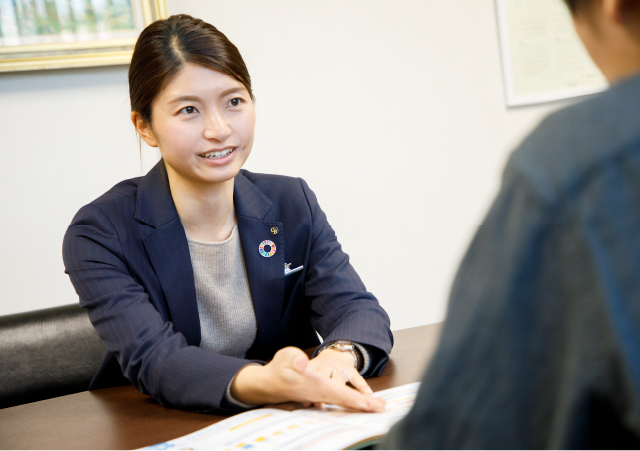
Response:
[129,14,254,126]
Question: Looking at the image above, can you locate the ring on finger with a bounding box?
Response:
[331,368,350,383]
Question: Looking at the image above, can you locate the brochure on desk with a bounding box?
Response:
[143,382,419,450]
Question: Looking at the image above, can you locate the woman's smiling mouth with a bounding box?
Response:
[199,147,236,159]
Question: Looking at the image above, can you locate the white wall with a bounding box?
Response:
[0,0,575,330]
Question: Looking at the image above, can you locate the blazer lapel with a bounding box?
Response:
[136,162,201,346]
[235,172,285,357]
[133,165,285,352]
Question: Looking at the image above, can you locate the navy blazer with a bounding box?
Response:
[63,161,393,412]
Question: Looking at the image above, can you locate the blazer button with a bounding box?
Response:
[270,226,279,235]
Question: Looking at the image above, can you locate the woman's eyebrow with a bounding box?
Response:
[220,87,245,97]
[169,95,202,104]
[168,87,244,104]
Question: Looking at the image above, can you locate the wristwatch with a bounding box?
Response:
[320,340,361,371]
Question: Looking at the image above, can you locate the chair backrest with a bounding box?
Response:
[0,304,106,409]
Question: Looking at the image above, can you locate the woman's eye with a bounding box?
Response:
[228,98,242,107]
[180,106,196,114]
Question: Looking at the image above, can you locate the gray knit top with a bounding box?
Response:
[188,223,369,409]
[187,225,257,358]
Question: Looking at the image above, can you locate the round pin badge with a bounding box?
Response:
[259,240,276,258]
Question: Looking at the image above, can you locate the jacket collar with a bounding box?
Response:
[135,161,272,227]
[234,170,272,220]
[135,161,284,352]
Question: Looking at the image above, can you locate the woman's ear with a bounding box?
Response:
[131,111,158,148]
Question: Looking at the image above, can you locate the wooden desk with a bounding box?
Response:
[0,323,442,450]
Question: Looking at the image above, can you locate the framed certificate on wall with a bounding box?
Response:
[0,0,168,72]
[496,0,607,106]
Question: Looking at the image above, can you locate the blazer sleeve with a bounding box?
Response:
[299,179,393,376]
[63,203,259,412]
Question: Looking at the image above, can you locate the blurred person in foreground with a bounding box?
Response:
[382,0,640,448]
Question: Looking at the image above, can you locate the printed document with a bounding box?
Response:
[144,382,419,450]
[496,0,607,106]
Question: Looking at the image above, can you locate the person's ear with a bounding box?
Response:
[131,111,158,148]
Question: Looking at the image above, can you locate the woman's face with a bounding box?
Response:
[142,63,256,186]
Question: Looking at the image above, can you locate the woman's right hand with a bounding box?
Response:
[230,347,385,412]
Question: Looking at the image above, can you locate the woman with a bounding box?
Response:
[63,14,392,413]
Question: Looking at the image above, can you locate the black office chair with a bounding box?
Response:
[0,304,106,409]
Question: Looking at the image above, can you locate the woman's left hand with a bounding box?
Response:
[306,349,381,408]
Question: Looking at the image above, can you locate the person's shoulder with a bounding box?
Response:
[64,177,142,255]
[509,74,640,206]
[73,177,141,221]
[92,178,140,205]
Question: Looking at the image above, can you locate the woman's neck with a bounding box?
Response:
[166,165,237,243]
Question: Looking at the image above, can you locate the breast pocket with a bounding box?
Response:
[282,268,304,318]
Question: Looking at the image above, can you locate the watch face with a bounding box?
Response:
[333,340,355,351]
[326,340,359,370]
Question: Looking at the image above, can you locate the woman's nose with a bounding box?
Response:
[203,111,231,141]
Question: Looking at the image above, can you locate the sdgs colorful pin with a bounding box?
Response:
[259,240,276,258]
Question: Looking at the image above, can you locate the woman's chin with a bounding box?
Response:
[195,166,242,186]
